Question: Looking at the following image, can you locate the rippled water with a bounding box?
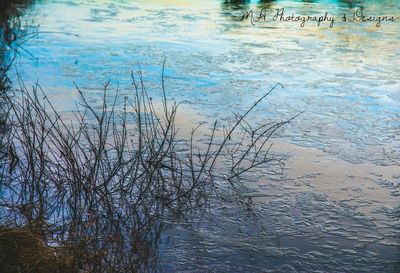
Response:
[8,0,400,272]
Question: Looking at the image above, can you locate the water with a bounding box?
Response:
[13,0,400,165]
[6,0,400,272]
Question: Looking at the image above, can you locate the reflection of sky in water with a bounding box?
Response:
[12,0,400,165]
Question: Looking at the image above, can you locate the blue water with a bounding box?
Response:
[12,0,400,166]
[8,0,400,271]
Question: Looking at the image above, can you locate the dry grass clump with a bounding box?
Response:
[0,226,75,273]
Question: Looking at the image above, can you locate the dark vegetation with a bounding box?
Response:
[0,70,291,272]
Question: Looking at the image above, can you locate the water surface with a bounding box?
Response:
[9,0,400,272]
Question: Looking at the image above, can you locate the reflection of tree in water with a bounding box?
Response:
[0,1,35,163]
[220,0,277,23]
[220,0,277,33]
[338,0,360,8]
[221,0,251,13]
[0,0,35,116]
[257,0,278,10]
[0,0,34,88]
